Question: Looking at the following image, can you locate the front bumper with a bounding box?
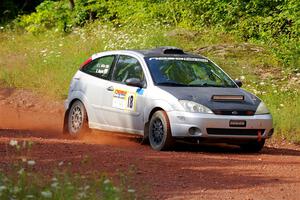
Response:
[167,111,273,140]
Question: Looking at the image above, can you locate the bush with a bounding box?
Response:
[13,0,299,67]
[17,1,72,33]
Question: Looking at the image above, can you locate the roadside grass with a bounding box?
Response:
[0,171,136,200]
[0,23,299,142]
[0,140,137,200]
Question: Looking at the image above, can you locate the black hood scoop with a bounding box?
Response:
[159,86,260,116]
[211,95,244,102]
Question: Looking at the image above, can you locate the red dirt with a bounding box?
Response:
[1,88,300,200]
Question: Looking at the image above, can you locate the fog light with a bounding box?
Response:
[268,128,274,137]
[189,127,201,135]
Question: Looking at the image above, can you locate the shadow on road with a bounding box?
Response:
[171,140,300,156]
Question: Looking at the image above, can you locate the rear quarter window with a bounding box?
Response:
[81,56,115,79]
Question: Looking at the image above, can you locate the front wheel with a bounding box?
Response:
[149,111,174,151]
[240,139,265,152]
[67,100,90,137]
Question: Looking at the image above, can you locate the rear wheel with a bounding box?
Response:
[240,139,265,152]
[67,100,90,137]
[149,111,174,151]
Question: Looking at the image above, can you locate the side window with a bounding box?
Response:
[112,55,145,83]
[81,56,115,79]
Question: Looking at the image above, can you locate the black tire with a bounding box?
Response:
[240,139,265,152]
[149,110,174,151]
[67,100,90,137]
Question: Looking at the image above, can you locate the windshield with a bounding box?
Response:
[145,57,237,87]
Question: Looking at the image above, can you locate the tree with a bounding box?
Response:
[69,0,75,10]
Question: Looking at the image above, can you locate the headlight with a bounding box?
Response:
[179,100,213,113]
[255,101,270,114]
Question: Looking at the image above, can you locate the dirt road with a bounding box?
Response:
[0,88,300,200]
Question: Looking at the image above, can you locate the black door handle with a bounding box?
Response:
[107,86,114,91]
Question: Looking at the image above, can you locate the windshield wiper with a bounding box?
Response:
[156,82,187,87]
[189,83,226,87]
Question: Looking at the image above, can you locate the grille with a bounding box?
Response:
[213,110,255,116]
[207,128,264,136]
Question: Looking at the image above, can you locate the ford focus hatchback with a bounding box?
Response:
[64,47,273,151]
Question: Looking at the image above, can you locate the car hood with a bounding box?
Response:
[159,86,261,113]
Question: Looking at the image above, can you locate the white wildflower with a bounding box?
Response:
[58,161,64,166]
[9,139,18,147]
[51,177,58,182]
[103,179,110,184]
[240,76,245,80]
[27,160,36,166]
[280,104,284,107]
[0,186,6,192]
[26,194,35,199]
[41,191,52,198]
[51,182,59,188]
[13,186,20,193]
[18,168,25,175]
[77,192,87,198]
[260,82,265,86]
[59,43,63,47]
[127,189,135,193]
[0,26,4,30]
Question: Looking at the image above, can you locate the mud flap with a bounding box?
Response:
[63,109,69,134]
[140,122,149,144]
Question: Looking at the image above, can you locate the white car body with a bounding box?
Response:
[64,47,273,151]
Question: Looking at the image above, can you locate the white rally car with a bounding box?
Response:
[63,47,273,151]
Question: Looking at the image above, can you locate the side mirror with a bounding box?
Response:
[235,80,243,87]
[125,78,145,88]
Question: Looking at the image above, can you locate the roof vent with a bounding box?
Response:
[155,46,185,54]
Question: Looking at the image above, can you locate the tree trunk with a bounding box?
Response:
[69,0,75,10]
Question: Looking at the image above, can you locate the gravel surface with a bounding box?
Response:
[1,88,300,200]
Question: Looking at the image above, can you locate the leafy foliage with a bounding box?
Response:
[11,0,299,67]
[14,0,299,38]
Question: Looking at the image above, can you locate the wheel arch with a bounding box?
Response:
[67,91,96,124]
[148,107,165,121]
[64,90,96,134]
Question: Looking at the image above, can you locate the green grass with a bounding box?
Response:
[0,140,137,200]
[0,171,136,200]
[0,22,299,142]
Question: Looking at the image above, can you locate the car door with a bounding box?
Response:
[101,54,147,133]
[79,55,116,125]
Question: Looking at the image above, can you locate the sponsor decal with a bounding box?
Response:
[136,88,144,95]
[149,57,208,62]
[112,89,136,111]
[95,64,110,74]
